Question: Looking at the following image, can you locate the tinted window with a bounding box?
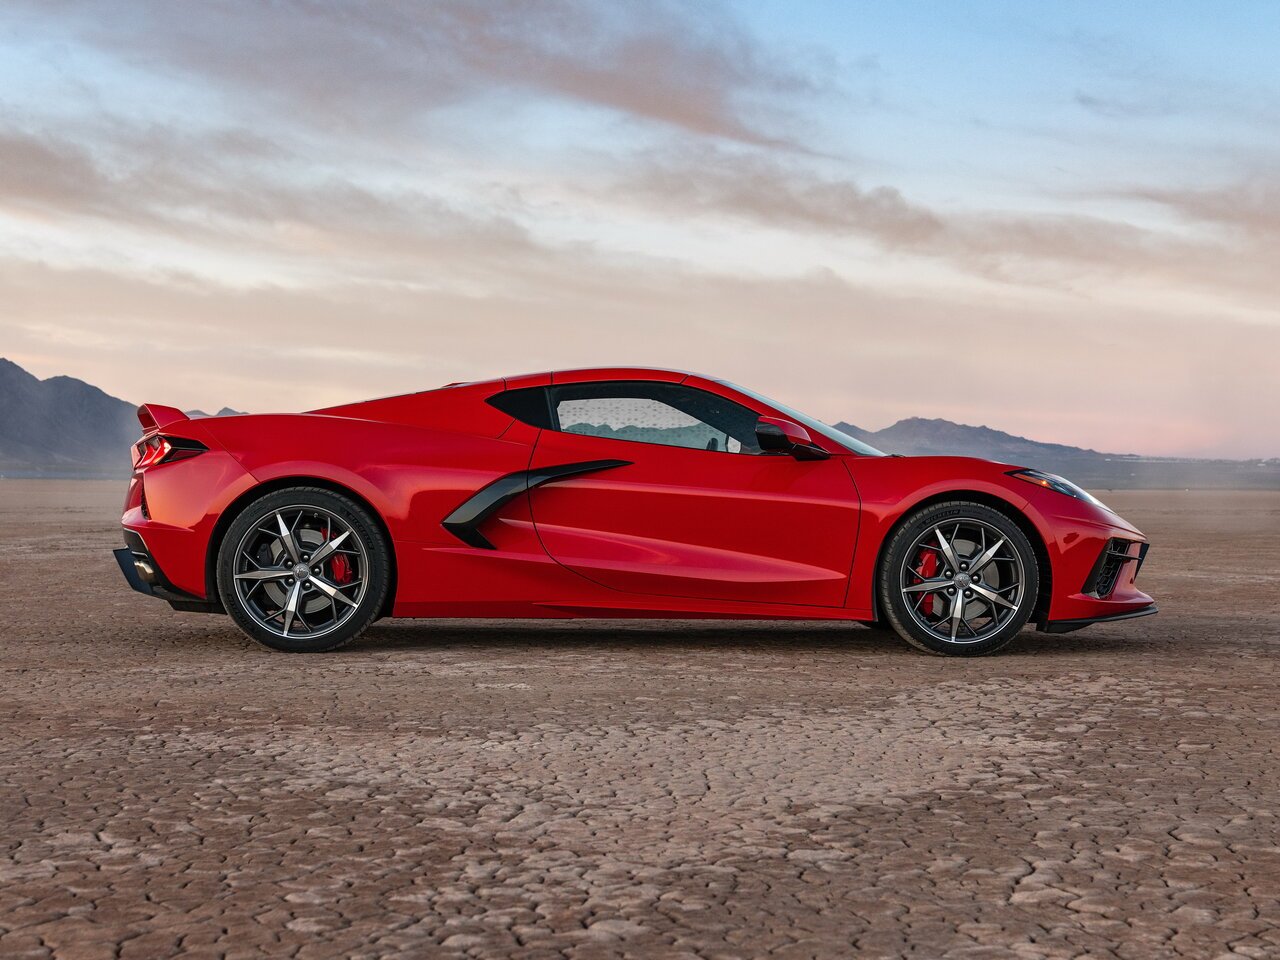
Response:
[487,387,553,429]
[551,382,762,454]
[719,381,886,457]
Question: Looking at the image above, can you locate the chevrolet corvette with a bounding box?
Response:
[115,367,1156,655]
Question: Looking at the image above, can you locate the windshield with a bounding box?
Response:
[719,381,887,457]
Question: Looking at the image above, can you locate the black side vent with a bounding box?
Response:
[1084,538,1137,598]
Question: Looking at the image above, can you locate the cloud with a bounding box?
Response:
[6,256,1278,459]
[1073,90,1180,119]
[2,2,1277,458]
[616,147,943,245]
[613,147,1165,276]
[1133,179,1280,239]
[1064,28,1280,128]
[0,123,555,285]
[0,129,112,215]
[13,2,1264,306]
[22,0,818,147]
[604,147,1280,307]
[5,118,1275,461]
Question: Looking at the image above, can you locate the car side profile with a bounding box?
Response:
[115,368,1156,655]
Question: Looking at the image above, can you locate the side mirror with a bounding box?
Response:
[755,417,829,460]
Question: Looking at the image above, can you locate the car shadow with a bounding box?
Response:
[349,617,1193,658]
[354,618,901,654]
[127,610,1220,661]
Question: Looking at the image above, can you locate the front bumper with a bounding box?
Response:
[114,530,222,614]
[1036,532,1155,631]
[1040,603,1158,634]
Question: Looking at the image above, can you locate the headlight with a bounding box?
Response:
[1008,468,1107,509]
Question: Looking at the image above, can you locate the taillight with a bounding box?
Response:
[133,436,170,469]
[132,435,207,470]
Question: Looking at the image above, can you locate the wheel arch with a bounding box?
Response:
[870,489,1053,624]
[206,476,399,618]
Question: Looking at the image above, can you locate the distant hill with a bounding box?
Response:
[0,359,244,478]
[0,358,139,477]
[186,407,247,419]
[0,358,1275,487]
[836,417,1109,461]
[836,417,1280,490]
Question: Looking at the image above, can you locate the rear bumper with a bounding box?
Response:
[1040,603,1158,634]
[114,530,223,614]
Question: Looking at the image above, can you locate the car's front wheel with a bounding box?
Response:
[879,500,1039,656]
[216,487,390,652]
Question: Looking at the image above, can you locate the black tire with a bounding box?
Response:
[216,487,391,653]
[878,500,1039,657]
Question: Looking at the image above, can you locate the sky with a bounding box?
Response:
[1,1,1277,458]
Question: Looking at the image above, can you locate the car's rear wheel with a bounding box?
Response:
[879,501,1039,656]
[216,487,390,652]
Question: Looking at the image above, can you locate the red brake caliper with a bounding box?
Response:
[329,553,354,585]
[914,548,938,616]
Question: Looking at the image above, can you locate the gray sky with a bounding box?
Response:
[2,1,1278,457]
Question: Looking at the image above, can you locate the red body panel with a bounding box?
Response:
[120,367,1153,629]
[1019,493,1152,622]
[123,445,259,597]
[840,455,1153,622]
[528,427,860,606]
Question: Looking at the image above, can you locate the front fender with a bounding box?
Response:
[842,457,1037,616]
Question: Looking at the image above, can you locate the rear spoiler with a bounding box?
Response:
[137,404,189,436]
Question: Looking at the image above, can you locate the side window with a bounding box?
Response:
[551,382,762,454]
[487,386,553,428]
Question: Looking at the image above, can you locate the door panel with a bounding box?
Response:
[528,429,860,606]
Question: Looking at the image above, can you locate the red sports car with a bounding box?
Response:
[115,367,1155,655]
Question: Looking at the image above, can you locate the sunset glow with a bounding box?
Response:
[1,1,1276,457]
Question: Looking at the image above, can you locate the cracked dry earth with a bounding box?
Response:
[1,483,1279,960]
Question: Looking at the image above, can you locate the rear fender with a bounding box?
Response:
[198,413,538,547]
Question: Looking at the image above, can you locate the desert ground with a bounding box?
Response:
[1,481,1277,960]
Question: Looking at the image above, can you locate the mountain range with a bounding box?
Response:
[834,418,1279,490]
[0,358,1275,488]
[0,358,141,477]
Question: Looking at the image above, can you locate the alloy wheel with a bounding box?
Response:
[898,517,1026,645]
[232,505,368,640]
